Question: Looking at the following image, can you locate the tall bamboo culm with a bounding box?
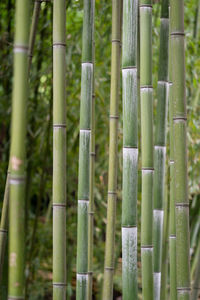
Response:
[76,0,94,298]
[171,1,191,299]
[0,175,9,284]
[0,1,42,292]
[140,1,154,299]
[121,0,138,299]
[53,0,66,298]
[153,0,169,299]
[87,0,95,299]
[169,2,177,300]
[8,0,30,297]
[102,1,121,299]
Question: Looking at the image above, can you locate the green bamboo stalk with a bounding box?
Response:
[153,1,169,299]
[0,2,42,295]
[87,1,95,299]
[76,0,94,298]
[171,1,190,299]
[102,1,121,299]
[169,3,177,300]
[160,179,169,300]
[8,0,30,297]
[0,174,9,283]
[191,246,200,300]
[28,0,42,72]
[140,1,154,299]
[52,0,66,298]
[121,0,138,299]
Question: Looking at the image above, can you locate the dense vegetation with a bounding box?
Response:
[0,0,199,299]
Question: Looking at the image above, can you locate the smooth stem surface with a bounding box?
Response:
[140,1,154,299]
[153,1,169,299]
[0,174,9,284]
[28,0,41,72]
[171,1,190,299]
[122,0,138,299]
[8,0,30,297]
[53,0,66,298]
[76,1,94,299]
[102,1,121,299]
[169,4,177,299]
[87,1,95,299]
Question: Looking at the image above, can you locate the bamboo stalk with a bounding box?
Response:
[0,2,43,291]
[76,0,94,298]
[28,0,42,72]
[121,0,138,299]
[102,1,121,299]
[140,1,154,299]
[52,0,66,298]
[169,3,177,300]
[8,0,30,297]
[171,1,191,299]
[153,1,169,299]
[0,174,9,283]
[87,0,95,298]
[191,246,200,300]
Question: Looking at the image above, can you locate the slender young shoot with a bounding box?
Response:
[88,1,95,299]
[153,1,169,299]
[140,1,154,299]
[76,0,94,298]
[102,1,122,299]
[169,3,177,300]
[171,1,191,299]
[8,0,30,297]
[52,0,67,298]
[122,0,138,299]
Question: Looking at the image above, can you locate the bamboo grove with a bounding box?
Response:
[0,0,199,299]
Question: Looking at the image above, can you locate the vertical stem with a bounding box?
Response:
[102,1,121,299]
[171,1,191,299]
[28,0,42,72]
[140,1,154,299]
[0,174,9,283]
[53,0,66,298]
[8,0,30,297]
[88,1,95,298]
[121,0,138,299]
[169,3,177,300]
[191,246,200,300]
[153,1,169,299]
[76,0,94,299]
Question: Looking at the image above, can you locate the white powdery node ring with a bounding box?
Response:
[154,272,161,300]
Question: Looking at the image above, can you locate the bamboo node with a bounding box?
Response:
[0,228,8,233]
[53,42,66,48]
[53,282,67,286]
[52,203,66,208]
[53,124,66,128]
[175,203,189,207]
[14,45,28,53]
[112,39,121,43]
[109,115,119,119]
[105,267,114,271]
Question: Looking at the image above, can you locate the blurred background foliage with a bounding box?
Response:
[0,0,199,299]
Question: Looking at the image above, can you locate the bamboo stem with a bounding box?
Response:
[76,1,94,299]
[52,0,66,298]
[121,0,138,299]
[8,0,30,297]
[169,3,177,300]
[102,1,121,299]
[171,1,191,299]
[153,1,169,299]
[88,0,95,298]
[140,1,154,299]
